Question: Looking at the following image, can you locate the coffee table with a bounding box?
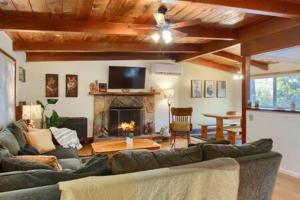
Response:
[91,139,161,157]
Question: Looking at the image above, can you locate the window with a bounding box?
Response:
[250,75,300,110]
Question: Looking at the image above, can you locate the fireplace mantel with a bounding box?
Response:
[89,92,160,96]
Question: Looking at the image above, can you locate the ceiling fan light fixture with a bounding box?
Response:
[151,32,160,43]
[162,29,172,44]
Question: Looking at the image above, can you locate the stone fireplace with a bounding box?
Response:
[93,94,155,137]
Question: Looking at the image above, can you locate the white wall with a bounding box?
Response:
[178,62,242,127]
[0,32,26,102]
[248,62,300,178]
[22,60,179,137]
[247,110,300,178]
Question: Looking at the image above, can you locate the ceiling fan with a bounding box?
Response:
[136,3,187,44]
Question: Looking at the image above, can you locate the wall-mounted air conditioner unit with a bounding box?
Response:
[151,63,182,75]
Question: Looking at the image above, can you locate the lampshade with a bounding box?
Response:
[22,104,42,120]
[163,88,175,99]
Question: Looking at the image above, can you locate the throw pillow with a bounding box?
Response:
[111,145,203,174]
[74,154,111,175]
[18,144,39,155]
[0,129,20,155]
[24,129,56,154]
[202,138,273,160]
[16,155,62,171]
[7,123,27,148]
[14,120,29,132]
[1,157,54,172]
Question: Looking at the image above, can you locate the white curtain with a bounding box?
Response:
[0,52,15,129]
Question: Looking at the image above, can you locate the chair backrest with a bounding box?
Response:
[171,107,193,123]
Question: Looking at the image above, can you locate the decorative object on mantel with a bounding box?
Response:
[163,88,175,132]
[98,83,107,92]
[255,100,260,108]
[191,80,201,98]
[45,74,59,97]
[22,104,42,128]
[204,80,215,98]
[290,101,296,111]
[217,81,226,98]
[89,80,99,93]
[66,74,78,97]
[36,99,58,128]
[18,67,26,82]
[121,89,130,93]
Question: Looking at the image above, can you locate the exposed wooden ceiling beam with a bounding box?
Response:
[241,25,300,56]
[213,51,269,70]
[14,41,203,53]
[188,57,239,73]
[176,40,238,62]
[26,52,177,62]
[177,17,300,61]
[0,11,236,40]
[179,0,300,19]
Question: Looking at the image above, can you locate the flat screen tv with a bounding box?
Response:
[108,66,146,89]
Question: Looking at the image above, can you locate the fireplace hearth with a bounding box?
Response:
[108,107,144,136]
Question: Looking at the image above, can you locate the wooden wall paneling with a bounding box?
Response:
[26,52,177,62]
[11,0,32,11]
[241,56,250,144]
[179,0,300,18]
[0,0,16,10]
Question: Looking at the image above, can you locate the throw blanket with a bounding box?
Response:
[59,158,240,200]
[50,127,82,150]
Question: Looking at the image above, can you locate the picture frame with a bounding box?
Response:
[204,80,215,98]
[66,74,78,97]
[217,81,226,98]
[98,83,107,92]
[45,74,58,97]
[18,67,25,82]
[191,80,202,98]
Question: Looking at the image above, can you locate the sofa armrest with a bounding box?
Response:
[0,185,60,200]
[235,151,282,200]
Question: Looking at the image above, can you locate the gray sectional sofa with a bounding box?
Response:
[0,136,282,200]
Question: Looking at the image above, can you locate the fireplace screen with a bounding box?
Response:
[108,107,144,136]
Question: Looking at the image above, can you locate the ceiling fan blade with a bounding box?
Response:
[170,29,187,37]
[153,13,166,27]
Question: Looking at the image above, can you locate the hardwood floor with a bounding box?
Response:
[80,138,300,200]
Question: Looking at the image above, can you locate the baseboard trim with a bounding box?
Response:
[279,168,300,179]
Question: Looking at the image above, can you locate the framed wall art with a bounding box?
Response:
[217,81,226,98]
[45,74,58,97]
[191,80,202,98]
[204,80,215,98]
[66,74,78,97]
[18,67,26,82]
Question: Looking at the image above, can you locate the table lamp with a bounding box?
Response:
[163,88,175,130]
[22,104,42,128]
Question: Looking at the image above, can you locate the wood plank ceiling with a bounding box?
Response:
[1,0,300,72]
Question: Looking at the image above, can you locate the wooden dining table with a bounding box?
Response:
[202,113,242,140]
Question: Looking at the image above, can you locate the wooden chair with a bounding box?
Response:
[170,107,193,148]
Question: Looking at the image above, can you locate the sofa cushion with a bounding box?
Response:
[203,138,273,160]
[58,158,81,170]
[170,122,191,132]
[0,155,110,192]
[43,145,79,159]
[112,145,203,174]
[73,154,111,175]
[25,129,56,154]
[1,157,54,172]
[7,122,27,148]
[0,129,20,155]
